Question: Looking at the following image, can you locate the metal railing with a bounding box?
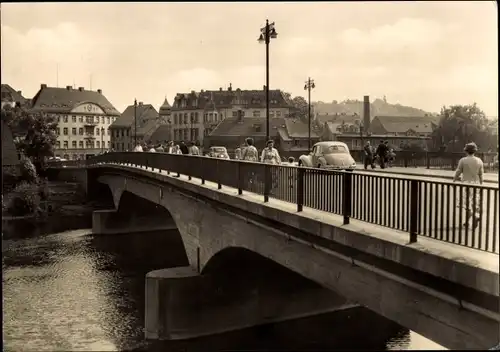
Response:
[53,153,499,254]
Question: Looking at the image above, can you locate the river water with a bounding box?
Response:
[3,219,445,351]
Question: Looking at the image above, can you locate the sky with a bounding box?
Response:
[1,2,497,116]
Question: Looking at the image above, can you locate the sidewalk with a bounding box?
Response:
[356,164,498,183]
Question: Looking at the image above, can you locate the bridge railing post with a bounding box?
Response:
[296,166,304,212]
[217,159,222,189]
[409,179,419,243]
[342,170,353,225]
[264,164,270,203]
[426,152,430,169]
[237,161,243,195]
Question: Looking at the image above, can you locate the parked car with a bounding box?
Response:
[298,141,357,170]
[208,146,229,159]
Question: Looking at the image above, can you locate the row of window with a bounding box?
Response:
[173,98,281,109]
[56,141,111,149]
[173,128,200,141]
[112,129,130,138]
[57,127,111,136]
[57,115,117,124]
[112,143,132,151]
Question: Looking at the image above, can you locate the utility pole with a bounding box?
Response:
[134,99,138,147]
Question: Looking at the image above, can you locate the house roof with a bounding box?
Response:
[316,112,361,126]
[1,84,28,106]
[209,117,286,137]
[172,88,292,110]
[30,85,120,116]
[373,115,439,134]
[149,124,171,143]
[283,119,319,139]
[159,97,171,114]
[110,103,158,128]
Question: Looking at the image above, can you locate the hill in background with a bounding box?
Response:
[313,98,436,117]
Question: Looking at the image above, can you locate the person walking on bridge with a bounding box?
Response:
[189,141,200,156]
[453,142,484,230]
[363,141,375,169]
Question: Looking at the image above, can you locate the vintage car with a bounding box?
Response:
[298,141,357,170]
[208,146,230,159]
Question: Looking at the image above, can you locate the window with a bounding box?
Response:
[195,112,199,123]
[79,116,83,123]
[56,128,60,135]
[72,141,77,148]
[253,111,261,117]
[63,127,68,135]
[107,117,110,124]
[86,116,92,123]
[232,111,238,117]
[269,111,275,117]
[96,141,100,148]
[63,141,68,149]
[79,141,84,148]
[63,115,68,123]
[184,113,188,124]
[95,116,99,123]
[121,130,124,137]
[174,114,178,124]
[107,141,110,148]
[190,112,194,123]
[56,141,61,148]
[96,128,100,136]
[72,127,77,135]
[57,116,61,123]
[126,129,129,137]
[72,116,77,123]
[102,117,105,124]
[108,129,110,135]
[276,111,282,117]
[112,143,115,150]
[79,128,83,135]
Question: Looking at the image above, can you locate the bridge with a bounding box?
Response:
[50,153,499,349]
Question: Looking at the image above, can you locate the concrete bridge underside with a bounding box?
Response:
[91,166,499,350]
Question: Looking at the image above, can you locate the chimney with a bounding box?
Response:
[201,89,204,93]
[17,90,22,95]
[219,87,222,91]
[263,85,266,91]
[237,109,243,122]
[66,85,72,90]
[78,87,84,92]
[139,101,143,106]
[363,95,371,133]
[228,83,232,92]
[41,83,47,89]
[97,89,102,94]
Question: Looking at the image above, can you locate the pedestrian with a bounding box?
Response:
[241,138,258,161]
[376,140,387,169]
[179,141,189,155]
[261,140,281,191]
[156,144,164,153]
[234,145,242,160]
[189,141,200,156]
[363,141,375,169]
[453,142,484,229]
[148,145,156,152]
[133,144,143,152]
[166,141,175,154]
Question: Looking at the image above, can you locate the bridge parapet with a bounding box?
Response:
[57,152,499,254]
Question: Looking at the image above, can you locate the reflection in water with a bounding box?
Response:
[2,222,445,351]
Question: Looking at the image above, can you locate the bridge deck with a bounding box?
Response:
[103,162,499,275]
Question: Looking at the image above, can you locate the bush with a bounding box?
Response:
[37,178,50,200]
[2,165,20,192]
[19,157,38,184]
[6,181,41,216]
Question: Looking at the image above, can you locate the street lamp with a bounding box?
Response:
[304,78,315,152]
[101,127,104,153]
[258,19,278,142]
[134,99,138,148]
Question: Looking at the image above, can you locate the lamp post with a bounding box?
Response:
[101,127,104,153]
[304,78,315,152]
[134,99,138,147]
[258,20,278,142]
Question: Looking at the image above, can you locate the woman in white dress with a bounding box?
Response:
[260,140,281,191]
[453,142,484,229]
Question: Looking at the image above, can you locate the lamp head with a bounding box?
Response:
[311,82,315,89]
[258,34,265,43]
[304,84,307,90]
[269,27,278,39]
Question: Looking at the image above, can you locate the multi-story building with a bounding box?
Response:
[109,101,160,151]
[171,83,292,145]
[30,84,120,160]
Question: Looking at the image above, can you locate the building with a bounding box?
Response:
[109,102,160,151]
[278,119,320,155]
[30,84,120,160]
[171,83,292,145]
[155,97,173,142]
[1,84,29,109]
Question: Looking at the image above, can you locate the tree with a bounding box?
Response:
[431,103,495,152]
[1,106,58,162]
[284,92,309,119]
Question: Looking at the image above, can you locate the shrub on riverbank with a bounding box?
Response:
[2,165,20,192]
[19,157,38,184]
[5,181,41,217]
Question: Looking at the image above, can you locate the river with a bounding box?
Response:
[2,219,446,351]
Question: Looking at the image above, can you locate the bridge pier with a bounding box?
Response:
[92,209,177,235]
[144,266,358,341]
